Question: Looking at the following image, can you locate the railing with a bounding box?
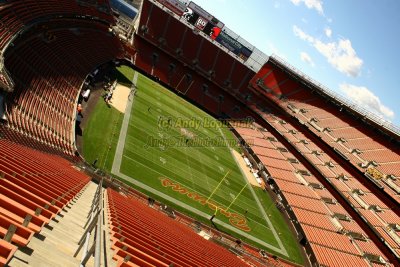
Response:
[74,179,103,267]
[141,0,400,137]
[271,54,400,136]
[74,161,300,267]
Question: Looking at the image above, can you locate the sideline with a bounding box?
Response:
[218,127,289,256]
[113,165,287,255]
[111,71,138,174]
[111,73,288,256]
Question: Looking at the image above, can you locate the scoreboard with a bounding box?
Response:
[182,1,224,40]
[156,0,253,61]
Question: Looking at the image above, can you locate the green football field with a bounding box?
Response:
[83,66,303,264]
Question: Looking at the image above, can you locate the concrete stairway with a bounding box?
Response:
[8,181,115,267]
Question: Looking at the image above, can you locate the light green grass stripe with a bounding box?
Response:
[121,153,281,234]
[104,72,303,263]
[113,167,287,255]
[218,125,288,256]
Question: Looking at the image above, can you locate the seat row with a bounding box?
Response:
[233,123,393,266]
[4,21,124,154]
[106,188,249,267]
[0,0,114,50]
[0,139,91,265]
[249,62,400,196]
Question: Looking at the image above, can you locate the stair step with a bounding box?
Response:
[7,181,111,267]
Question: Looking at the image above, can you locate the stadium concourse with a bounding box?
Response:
[0,0,399,267]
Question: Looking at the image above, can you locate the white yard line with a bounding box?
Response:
[111,74,288,256]
[111,72,138,174]
[194,147,213,192]
[183,145,197,190]
[218,126,289,256]
[112,161,286,255]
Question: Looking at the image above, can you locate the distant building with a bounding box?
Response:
[110,0,138,20]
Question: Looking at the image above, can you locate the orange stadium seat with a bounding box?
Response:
[0,239,17,267]
[0,139,90,232]
[107,189,249,267]
[0,0,398,266]
[232,122,393,265]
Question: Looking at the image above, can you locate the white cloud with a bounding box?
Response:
[300,52,315,67]
[315,39,363,77]
[324,27,332,38]
[293,25,363,77]
[340,83,394,119]
[290,0,324,14]
[293,25,314,42]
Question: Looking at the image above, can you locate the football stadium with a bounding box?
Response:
[0,1,399,267]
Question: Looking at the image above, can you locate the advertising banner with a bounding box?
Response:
[158,0,186,16]
[215,31,252,60]
[182,2,224,40]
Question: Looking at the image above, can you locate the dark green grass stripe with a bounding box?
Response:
[84,68,304,264]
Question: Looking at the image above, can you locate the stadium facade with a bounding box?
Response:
[0,0,399,266]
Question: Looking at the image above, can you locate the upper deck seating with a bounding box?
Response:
[3,21,124,154]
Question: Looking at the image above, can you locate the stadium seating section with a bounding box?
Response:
[250,62,400,197]
[232,122,396,266]
[0,138,90,265]
[0,0,113,51]
[3,19,124,155]
[0,0,398,266]
[107,188,249,267]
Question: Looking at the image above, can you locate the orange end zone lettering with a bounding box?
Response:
[159,177,251,232]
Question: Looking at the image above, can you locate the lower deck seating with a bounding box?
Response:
[233,123,394,266]
[106,188,249,267]
[0,138,91,265]
[0,239,17,267]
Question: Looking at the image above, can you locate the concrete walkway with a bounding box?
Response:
[8,182,114,267]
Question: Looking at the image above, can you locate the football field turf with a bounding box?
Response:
[84,66,303,264]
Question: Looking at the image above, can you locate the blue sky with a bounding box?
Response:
[189,0,400,127]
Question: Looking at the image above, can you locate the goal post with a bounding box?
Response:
[206,170,230,204]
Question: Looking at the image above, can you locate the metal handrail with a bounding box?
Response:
[77,162,298,267]
[74,179,103,267]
